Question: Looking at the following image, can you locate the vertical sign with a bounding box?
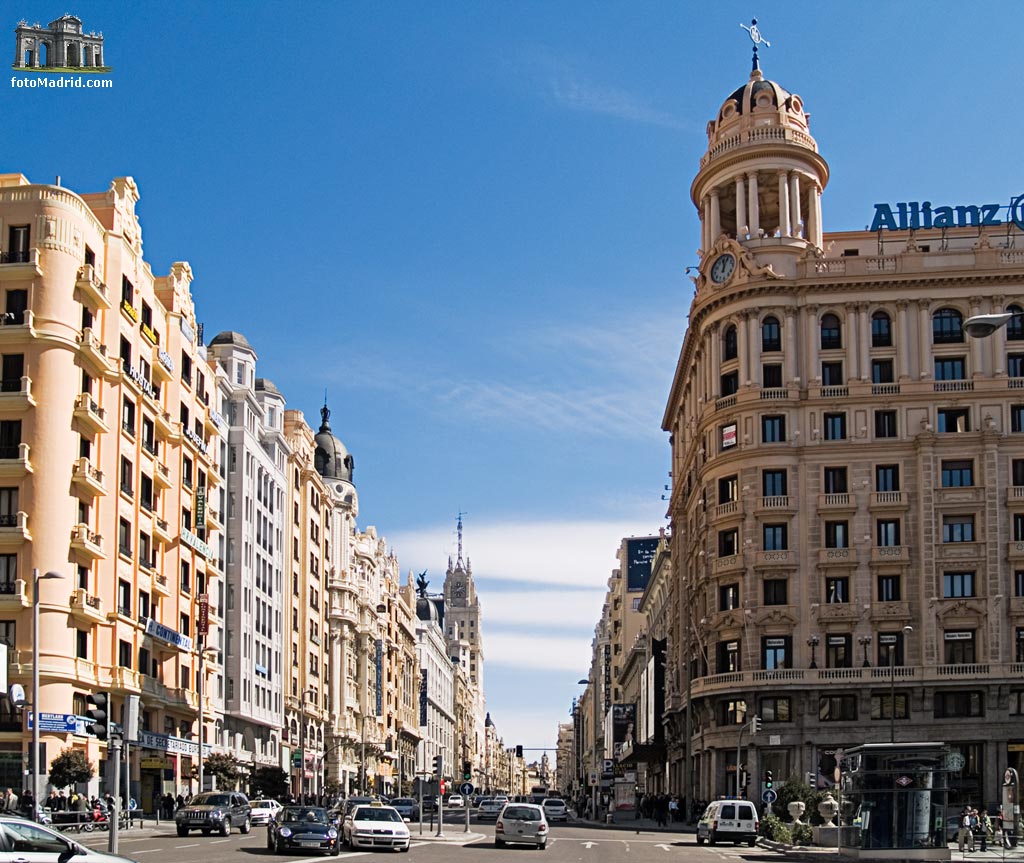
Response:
[197,594,210,636]
[375,638,384,716]
[195,486,206,523]
[419,669,428,726]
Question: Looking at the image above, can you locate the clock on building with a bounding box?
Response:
[454,581,466,599]
[710,253,736,284]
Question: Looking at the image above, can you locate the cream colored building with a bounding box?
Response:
[664,55,1024,809]
[0,173,227,803]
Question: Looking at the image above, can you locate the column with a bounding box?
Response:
[859,303,871,381]
[896,300,911,380]
[746,311,759,386]
[845,304,858,385]
[747,172,760,237]
[778,171,790,236]
[969,296,984,377]
[710,189,721,243]
[700,197,709,253]
[992,295,1006,376]
[784,309,798,385]
[813,183,824,247]
[917,299,931,379]
[789,173,803,239]
[710,325,721,399]
[735,176,747,238]
[806,305,820,382]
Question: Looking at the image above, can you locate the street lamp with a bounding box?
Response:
[963,311,1024,339]
[807,635,820,669]
[889,625,913,744]
[858,635,872,668]
[32,569,64,821]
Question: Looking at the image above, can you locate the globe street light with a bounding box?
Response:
[858,635,872,668]
[33,569,64,821]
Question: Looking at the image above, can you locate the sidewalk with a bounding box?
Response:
[760,836,1024,861]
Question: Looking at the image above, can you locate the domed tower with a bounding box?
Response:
[691,46,829,287]
[314,401,357,515]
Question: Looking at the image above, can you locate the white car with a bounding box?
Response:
[0,816,141,861]
[696,799,759,846]
[447,795,465,808]
[495,803,549,849]
[249,798,283,826]
[343,804,411,852]
[541,798,568,822]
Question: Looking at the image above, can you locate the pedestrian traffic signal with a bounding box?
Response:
[440,779,446,795]
[85,691,109,740]
[432,754,443,777]
[463,760,472,781]
[764,770,773,790]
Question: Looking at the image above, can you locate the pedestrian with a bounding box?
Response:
[4,788,18,813]
[20,789,33,820]
[56,790,67,811]
[958,807,975,852]
[997,806,1011,848]
[668,796,679,822]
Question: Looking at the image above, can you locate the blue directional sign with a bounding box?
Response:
[28,713,84,733]
[762,789,777,804]
[460,782,474,797]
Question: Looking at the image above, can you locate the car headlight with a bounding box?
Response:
[328,829,338,838]
[278,827,292,837]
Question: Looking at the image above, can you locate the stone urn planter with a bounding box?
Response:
[818,792,838,827]
[788,800,806,824]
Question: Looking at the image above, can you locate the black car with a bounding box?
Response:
[267,806,340,856]
[390,798,419,820]
[175,791,252,837]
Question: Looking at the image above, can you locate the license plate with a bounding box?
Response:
[300,841,320,847]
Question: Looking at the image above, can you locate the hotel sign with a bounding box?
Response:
[180,527,211,559]
[871,195,1024,232]
[141,616,193,651]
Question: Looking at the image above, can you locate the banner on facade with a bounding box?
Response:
[626,537,659,592]
[375,638,384,716]
[419,669,428,726]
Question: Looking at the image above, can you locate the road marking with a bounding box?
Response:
[654,844,673,851]
[583,840,598,848]
[174,843,200,848]
[209,838,231,843]
[130,851,158,855]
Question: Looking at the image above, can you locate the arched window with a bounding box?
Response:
[933,308,964,344]
[820,314,842,350]
[761,316,781,352]
[723,325,738,361]
[871,311,892,347]
[1008,304,1024,341]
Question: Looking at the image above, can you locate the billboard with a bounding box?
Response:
[612,702,636,758]
[626,537,659,592]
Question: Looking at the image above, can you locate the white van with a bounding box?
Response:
[696,799,759,846]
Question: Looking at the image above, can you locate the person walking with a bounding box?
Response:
[957,807,975,852]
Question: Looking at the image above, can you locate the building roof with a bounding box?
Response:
[314,402,354,483]
[209,330,254,351]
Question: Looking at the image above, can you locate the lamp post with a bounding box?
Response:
[858,635,872,668]
[32,569,64,821]
[889,625,913,744]
[807,635,820,669]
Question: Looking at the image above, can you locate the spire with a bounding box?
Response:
[319,396,331,432]
[456,511,466,568]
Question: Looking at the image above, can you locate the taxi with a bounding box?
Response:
[342,802,411,852]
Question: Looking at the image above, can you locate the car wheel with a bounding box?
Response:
[333,845,341,856]
[221,819,230,837]
[537,841,547,850]
[240,817,251,834]
[176,827,188,837]
[495,838,505,848]
[747,838,757,847]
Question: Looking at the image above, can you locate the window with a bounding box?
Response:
[934,691,983,718]
[121,276,134,306]
[7,225,30,263]
[1016,571,1024,598]
[181,352,193,387]
[761,316,781,352]
[720,371,739,396]
[820,314,842,349]
[760,696,791,722]
[826,577,849,604]
[871,311,892,347]
[0,421,20,460]
[871,359,894,384]
[118,518,132,556]
[942,516,975,543]
[1017,629,1024,663]
[1013,405,1024,433]
[0,354,23,393]
[876,464,900,492]
[762,415,785,443]
[718,699,746,725]
[762,636,791,670]
[762,363,783,388]
[823,466,848,494]
[1010,355,1024,378]
[763,469,787,497]
[0,621,14,648]
[933,307,964,344]
[117,579,131,616]
[76,630,88,660]
[870,694,909,720]
[119,456,133,496]
[941,460,973,487]
[180,562,191,594]
[878,574,901,602]
[180,613,190,637]
[4,290,26,325]
[943,631,976,664]
[826,634,852,668]
[943,572,975,598]
[819,694,856,721]
[1015,513,1024,542]
[763,523,788,550]
[1008,305,1024,341]
[877,519,901,547]
[824,413,846,440]
[0,490,16,523]
[0,555,15,590]
[718,529,738,557]
[717,640,741,674]
[824,521,849,548]
[763,579,787,606]
[874,410,897,438]
[935,357,966,380]
[821,361,844,386]
[122,398,136,437]
[878,632,906,666]
[1010,691,1024,716]
[718,475,738,504]
[722,325,738,361]
[719,583,739,611]
[938,407,970,432]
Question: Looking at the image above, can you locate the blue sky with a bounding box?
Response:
[7,1,1024,755]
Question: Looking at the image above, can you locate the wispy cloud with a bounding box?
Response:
[485,630,593,672]
[480,589,606,630]
[549,75,690,131]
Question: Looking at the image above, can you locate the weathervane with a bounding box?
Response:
[740,18,771,72]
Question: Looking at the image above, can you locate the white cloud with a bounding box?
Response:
[549,75,690,131]
[485,631,592,673]
[481,589,605,630]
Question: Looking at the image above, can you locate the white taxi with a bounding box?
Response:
[342,803,411,852]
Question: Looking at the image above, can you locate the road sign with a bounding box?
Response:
[28,713,84,734]
[762,789,777,804]
[460,782,474,796]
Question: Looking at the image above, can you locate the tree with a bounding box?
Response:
[250,766,289,800]
[49,748,94,790]
[204,753,241,788]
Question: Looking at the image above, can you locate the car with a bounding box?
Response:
[477,798,504,821]
[447,795,465,809]
[696,799,759,846]
[343,796,380,816]
[267,806,340,856]
[390,798,420,821]
[0,816,142,862]
[342,803,411,852]
[495,802,549,849]
[493,794,509,804]
[250,799,283,826]
[541,798,569,822]
[174,791,252,837]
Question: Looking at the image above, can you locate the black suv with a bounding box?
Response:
[175,791,252,836]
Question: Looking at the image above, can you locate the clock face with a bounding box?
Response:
[454,582,466,598]
[710,253,736,284]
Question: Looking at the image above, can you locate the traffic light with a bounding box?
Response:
[751,715,762,733]
[440,779,446,795]
[463,760,472,781]
[432,754,444,777]
[515,745,523,758]
[85,691,109,740]
[764,770,773,790]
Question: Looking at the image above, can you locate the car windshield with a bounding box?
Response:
[252,801,274,808]
[356,808,402,822]
[192,794,230,806]
[283,808,328,824]
[392,799,415,806]
[503,807,541,821]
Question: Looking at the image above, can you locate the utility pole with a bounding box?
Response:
[107,735,121,855]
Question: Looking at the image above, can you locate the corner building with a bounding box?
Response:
[664,59,1024,809]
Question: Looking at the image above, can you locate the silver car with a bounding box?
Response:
[495,803,550,849]
[541,798,568,822]
[0,815,141,861]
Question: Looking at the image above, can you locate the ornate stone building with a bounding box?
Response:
[663,52,1024,809]
[14,16,105,69]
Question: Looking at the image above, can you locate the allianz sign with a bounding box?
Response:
[870,194,1024,232]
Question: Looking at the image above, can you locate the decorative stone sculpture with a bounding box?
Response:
[788,800,806,824]
[818,792,838,827]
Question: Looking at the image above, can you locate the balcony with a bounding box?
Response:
[153,517,171,544]
[934,380,974,393]
[759,387,793,400]
[870,545,910,565]
[818,547,857,566]
[0,309,34,345]
[169,687,198,710]
[756,495,797,513]
[0,578,29,608]
[0,247,42,279]
[203,408,220,436]
[141,675,170,702]
[0,511,30,546]
[75,264,111,309]
[69,523,105,560]
[818,385,849,399]
[0,442,31,478]
[154,409,181,443]
[711,554,744,575]
[71,457,106,498]
[754,549,796,568]
[869,491,908,510]
[151,572,170,596]
[872,383,901,396]
[1008,487,1024,506]
[937,541,983,562]
[0,376,34,411]
[153,461,171,489]
[73,393,109,435]
[77,328,113,377]
[816,602,861,622]
[817,493,855,511]
[69,588,104,624]
[120,298,138,324]
[110,666,142,693]
[713,501,741,520]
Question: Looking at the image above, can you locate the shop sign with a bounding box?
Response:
[870,195,1024,232]
[138,729,211,757]
[142,616,193,651]
[140,757,170,770]
[180,528,211,559]
[197,594,209,636]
